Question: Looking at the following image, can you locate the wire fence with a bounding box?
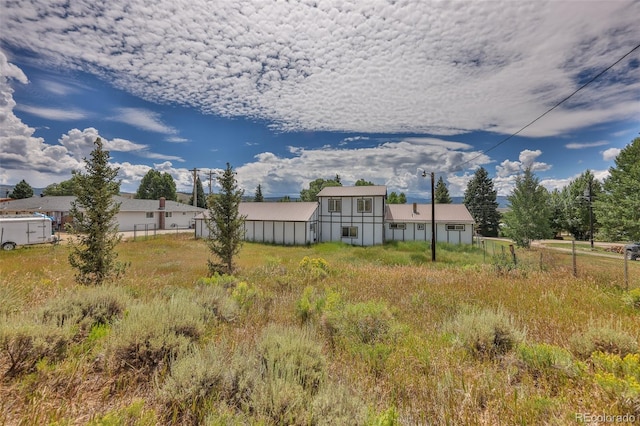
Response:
[479,239,640,290]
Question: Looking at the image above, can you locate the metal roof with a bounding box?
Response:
[195,202,319,222]
[317,185,387,197]
[0,196,205,213]
[385,203,474,223]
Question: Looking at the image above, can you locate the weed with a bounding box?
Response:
[517,342,582,382]
[447,307,524,360]
[570,325,638,359]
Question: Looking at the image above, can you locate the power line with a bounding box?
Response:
[457,42,640,170]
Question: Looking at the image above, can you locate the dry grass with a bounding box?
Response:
[1,235,640,424]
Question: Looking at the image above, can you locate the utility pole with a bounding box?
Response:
[191,167,199,208]
[204,170,216,195]
[422,170,436,262]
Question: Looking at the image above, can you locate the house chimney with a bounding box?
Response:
[413,202,418,214]
[159,197,166,230]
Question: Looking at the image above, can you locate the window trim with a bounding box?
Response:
[446,224,465,231]
[341,226,358,238]
[417,223,426,231]
[357,197,373,213]
[165,212,173,218]
[146,212,154,219]
[328,198,342,213]
[389,223,406,230]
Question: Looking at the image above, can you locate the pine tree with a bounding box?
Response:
[206,163,245,275]
[254,184,264,202]
[501,167,553,248]
[66,138,124,285]
[189,176,207,208]
[9,179,34,199]
[595,137,640,241]
[135,170,177,201]
[463,167,501,237]
[434,176,452,204]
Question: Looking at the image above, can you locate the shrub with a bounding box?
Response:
[299,256,330,280]
[252,326,327,424]
[231,281,261,312]
[322,301,395,346]
[569,326,638,359]
[310,383,367,425]
[106,296,206,377]
[0,317,71,377]
[591,352,640,415]
[295,286,342,324]
[39,285,130,336]
[517,343,582,381]
[623,288,640,309]
[193,283,239,323]
[447,307,524,360]
[158,343,255,424]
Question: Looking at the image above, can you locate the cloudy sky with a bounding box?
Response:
[1,0,638,200]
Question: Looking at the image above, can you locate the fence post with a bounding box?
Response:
[572,240,577,278]
[509,244,517,265]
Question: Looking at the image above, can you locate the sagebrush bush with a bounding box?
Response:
[569,326,638,359]
[310,383,367,425]
[39,285,131,335]
[623,288,640,309]
[322,300,396,346]
[193,283,240,323]
[106,296,207,376]
[0,316,71,377]
[158,343,255,424]
[447,307,524,360]
[0,286,24,318]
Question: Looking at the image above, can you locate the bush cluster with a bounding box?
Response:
[447,307,524,360]
[569,325,638,359]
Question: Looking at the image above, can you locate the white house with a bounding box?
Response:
[316,185,387,246]
[385,203,475,244]
[0,196,205,232]
[194,202,319,245]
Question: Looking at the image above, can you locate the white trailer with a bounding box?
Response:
[0,216,56,250]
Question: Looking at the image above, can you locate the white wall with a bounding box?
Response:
[318,195,385,246]
[196,218,317,245]
[385,222,473,245]
[117,211,198,232]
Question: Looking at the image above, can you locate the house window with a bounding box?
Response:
[446,224,465,231]
[165,212,172,218]
[341,226,357,238]
[389,223,406,230]
[357,198,372,213]
[417,224,426,231]
[146,212,154,218]
[328,199,342,212]
[310,223,316,232]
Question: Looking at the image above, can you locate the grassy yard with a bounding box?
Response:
[1,235,640,424]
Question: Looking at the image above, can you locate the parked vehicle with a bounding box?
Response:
[0,215,56,250]
[624,242,640,260]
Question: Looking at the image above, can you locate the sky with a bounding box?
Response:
[0,0,639,201]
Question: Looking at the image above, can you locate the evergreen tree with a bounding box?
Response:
[66,138,124,285]
[434,176,452,204]
[188,176,207,208]
[355,178,374,186]
[595,137,640,241]
[279,195,291,202]
[300,177,342,201]
[501,167,553,248]
[254,184,264,202]
[463,167,501,237]
[135,170,177,201]
[9,179,34,199]
[43,179,76,196]
[206,163,245,275]
[562,170,602,241]
[398,192,407,204]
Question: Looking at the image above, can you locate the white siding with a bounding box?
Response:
[318,195,385,246]
[385,222,473,245]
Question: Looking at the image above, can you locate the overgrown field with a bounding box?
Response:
[1,235,640,425]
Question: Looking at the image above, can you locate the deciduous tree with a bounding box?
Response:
[501,167,553,248]
[66,138,124,285]
[206,163,245,275]
[595,137,640,241]
[43,179,76,196]
[300,177,342,202]
[135,170,177,201]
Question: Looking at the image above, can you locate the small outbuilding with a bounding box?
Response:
[385,203,475,245]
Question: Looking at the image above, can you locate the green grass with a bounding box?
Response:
[1,234,640,424]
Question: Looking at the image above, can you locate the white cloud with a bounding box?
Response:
[565,140,609,149]
[235,137,491,198]
[110,107,177,134]
[166,136,189,143]
[0,0,637,136]
[16,104,87,120]
[602,147,621,161]
[495,149,551,180]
